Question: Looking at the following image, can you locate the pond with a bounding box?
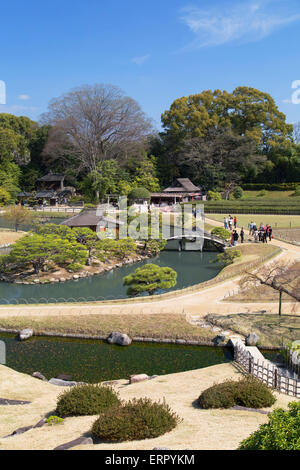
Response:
[0,250,221,304]
[0,333,233,383]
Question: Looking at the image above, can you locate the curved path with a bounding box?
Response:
[0,217,299,318]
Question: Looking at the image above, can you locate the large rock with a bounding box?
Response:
[129,374,149,384]
[49,378,79,387]
[107,332,132,346]
[56,374,73,381]
[32,371,47,381]
[245,333,260,346]
[19,329,33,341]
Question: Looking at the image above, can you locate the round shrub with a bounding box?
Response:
[128,187,151,201]
[211,227,232,240]
[234,377,276,408]
[233,186,244,199]
[198,377,276,410]
[239,402,300,450]
[56,384,120,417]
[91,398,181,442]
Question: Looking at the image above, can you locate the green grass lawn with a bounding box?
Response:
[206,214,300,229]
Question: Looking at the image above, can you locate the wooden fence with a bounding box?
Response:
[234,346,300,398]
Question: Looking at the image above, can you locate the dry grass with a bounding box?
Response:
[0,313,216,342]
[274,229,300,244]
[0,363,296,450]
[0,230,25,245]
[224,284,297,303]
[206,313,300,348]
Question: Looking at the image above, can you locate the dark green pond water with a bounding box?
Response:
[0,333,232,383]
[0,251,221,304]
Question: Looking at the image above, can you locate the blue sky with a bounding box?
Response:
[0,0,300,129]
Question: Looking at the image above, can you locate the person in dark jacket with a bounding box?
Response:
[240,227,245,244]
[268,226,273,241]
[233,230,239,246]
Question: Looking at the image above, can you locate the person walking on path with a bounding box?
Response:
[224,217,228,230]
[263,230,268,244]
[268,226,273,242]
[249,221,254,235]
[234,216,237,229]
[233,230,239,246]
[240,227,245,244]
[230,230,234,246]
[228,216,233,230]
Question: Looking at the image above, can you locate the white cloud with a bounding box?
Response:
[18,94,30,100]
[180,0,300,49]
[282,99,292,104]
[131,54,150,65]
[0,104,39,115]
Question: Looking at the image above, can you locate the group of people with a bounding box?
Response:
[248,221,273,243]
[223,215,237,230]
[223,216,243,246]
[223,216,274,246]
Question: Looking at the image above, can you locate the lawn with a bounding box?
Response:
[207,214,300,229]
[0,313,216,342]
[206,313,300,348]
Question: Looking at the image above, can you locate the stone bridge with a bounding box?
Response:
[164,227,229,252]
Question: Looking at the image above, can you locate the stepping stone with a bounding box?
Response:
[53,437,93,450]
[0,398,31,406]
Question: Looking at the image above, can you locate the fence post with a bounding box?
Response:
[248,356,252,374]
[274,368,278,390]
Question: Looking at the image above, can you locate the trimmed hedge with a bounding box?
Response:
[56,384,120,417]
[198,377,276,409]
[241,183,300,191]
[91,398,181,442]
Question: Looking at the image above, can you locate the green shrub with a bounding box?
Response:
[291,187,300,197]
[91,398,181,442]
[56,384,120,417]
[239,402,300,450]
[212,249,242,267]
[68,262,84,272]
[198,377,276,410]
[211,227,232,240]
[46,416,64,426]
[233,186,244,199]
[257,190,268,197]
[207,190,222,201]
[128,187,151,201]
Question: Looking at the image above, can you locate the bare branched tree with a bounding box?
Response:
[240,260,300,315]
[41,84,153,175]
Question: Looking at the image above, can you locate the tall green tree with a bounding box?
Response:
[161,87,293,151]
